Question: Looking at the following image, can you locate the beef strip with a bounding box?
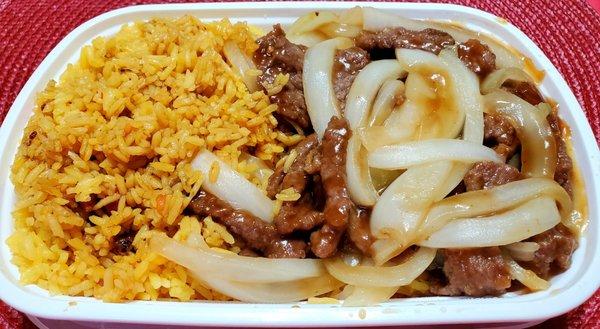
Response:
[457,39,496,78]
[434,161,521,296]
[463,161,522,191]
[310,117,360,258]
[347,207,374,255]
[548,113,573,196]
[275,193,325,235]
[188,190,307,258]
[254,25,310,129]
[522,224,577,278]
[483,113,520,161]
[432,247,512,296]
[333,47,370,107]
[355,27,455,55]
[502,80,545,106]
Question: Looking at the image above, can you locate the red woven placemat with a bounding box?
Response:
[0,1,599,328]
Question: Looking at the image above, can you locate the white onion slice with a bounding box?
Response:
[395,48,443,71]
[325,247,436,287]
[150,234,325,283]
[288,11,339,36]
[504,242,540,262]
[191,150,274,222]
[345,60,406,129]
[481,67,534,94]
[370,161,454,265]
[368,79,405,127]
[319,22,363,38]
[503,254,550,291]
[342,286,397,307]
[485,90,557,178]
[418,197,560,248]
[362,7,429,32]
[303,37,353,138]
[346,135,378,206]
[222,41,260,93]
[287,31,327,47]
[369,139,502,170]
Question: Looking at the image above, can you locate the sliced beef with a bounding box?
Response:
[355,27,455,55]
[310,117,361,258]
[188,190,307,258]
[333,47,370,107]
[522,224,577,278]
[254,25,310,129]
[548,114,573,196]
[457,39,496,78]
[502,80,545,106]
[483,113,520,161]
[275,194,325,235]
[463,161,522,191]
[347,207,374,255]
[432,247,512,296]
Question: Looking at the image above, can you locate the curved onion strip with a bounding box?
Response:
[439,49,484,143]
[202,273,343,303]
[362,7,523,69]
[360,100,423,151]
[239,152,274,185]
[339,6,363,25]
[288,11,339,36]
[368,79,405,127]
[191,150,274,222]
[395,48,443,71]
[325,247,436,287]
[503,253,550,291]
[418,197,560,248]
[287,31,327,47]
[303,37,353,138]
[370,162,454,265]
[369,139,502,170]
[504,242,540,262]
[345,60,406,129]
[485,90,557,178]
[222,42,260,93]
[150,234,325,283]
[319,22,363,38]
[417,178,573,241]
[342,286,398,307]
[481,67,534,94]
[346,135,378,206]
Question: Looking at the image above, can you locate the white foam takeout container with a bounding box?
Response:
[0,2,599,328]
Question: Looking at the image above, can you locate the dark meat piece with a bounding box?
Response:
[355,27,455,55]
[333,47,370,108]
[432,247,512,296]
[522,224,577,278]
[464,161,522,191]
[483,113,520,161]
[310,117,358,258]
[266,133,320,198]
[188,190,307,258]
[548,113,573,196]
[347,208,374,255]
[502,80,545,106]
[275,194,325,235]
[254,25,310,129]
[457,39,496,78]
[113,230,136,254]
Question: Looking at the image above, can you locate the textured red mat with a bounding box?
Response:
[0,1,599,328]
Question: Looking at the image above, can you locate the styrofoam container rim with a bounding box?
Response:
[0,2,599,327]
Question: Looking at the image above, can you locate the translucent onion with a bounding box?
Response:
[239,152,274,185]
[222,41,260,93]
[418,197,560,248]
[324,247,436,287]
[319,22,363,38]
[303,37,354,138]
[485,90,557,178]
[288,11,339,36]
[362,7,429,32]
[150,234,325,283]
[343,286,398,307]
[345,60,406,129]
[504,242,540,262]
[346,135,378,206]
[395,48,443,71]
[481,67,534,94]
[287,31,327,47]
[368,139,502,170]
[417,178,573,241]
[191,150,274,222]
[503,253,550,291]
[368,79,405,127]
[370,162,454,265]
[339,6,363,26]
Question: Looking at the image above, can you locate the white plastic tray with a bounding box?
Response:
[1,2,599,328]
